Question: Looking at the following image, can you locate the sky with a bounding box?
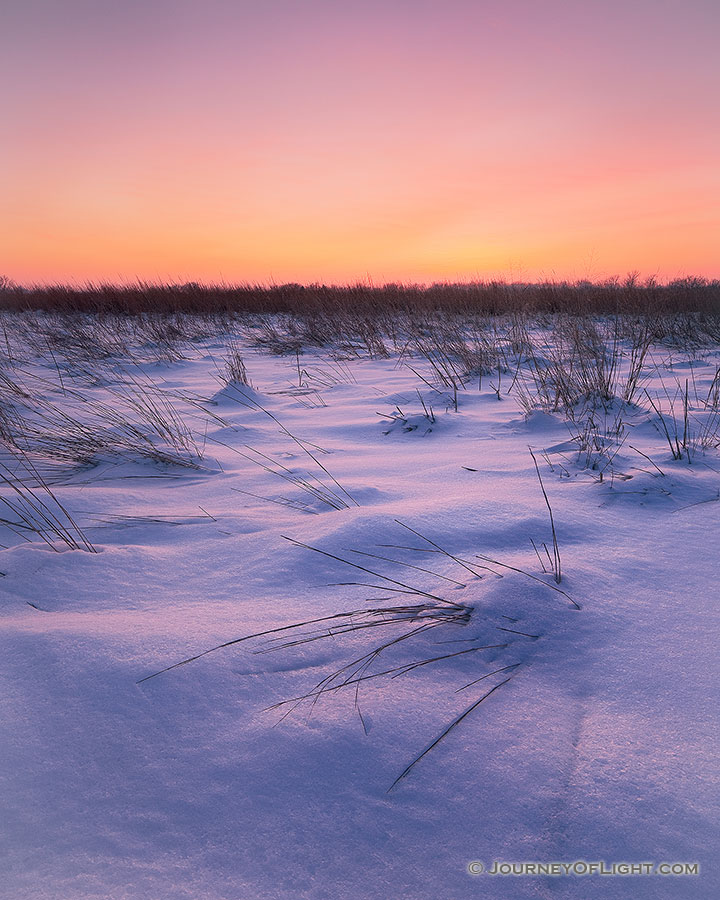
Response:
[2,0,719,285]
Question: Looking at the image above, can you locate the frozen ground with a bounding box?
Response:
[0,316,718,899]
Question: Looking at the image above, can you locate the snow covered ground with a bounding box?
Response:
[0,314,718,899]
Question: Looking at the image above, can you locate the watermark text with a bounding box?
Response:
[467,860,699,877]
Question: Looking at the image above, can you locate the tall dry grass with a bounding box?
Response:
[1,275,718,317]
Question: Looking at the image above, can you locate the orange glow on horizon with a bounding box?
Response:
[3,0,719,286]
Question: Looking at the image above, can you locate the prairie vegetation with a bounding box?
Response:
[1,274,719,317]
[2,290,720,554]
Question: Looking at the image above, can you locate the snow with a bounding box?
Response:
[0,317,718,898]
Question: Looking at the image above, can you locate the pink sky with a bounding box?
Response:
[3,0,719,284]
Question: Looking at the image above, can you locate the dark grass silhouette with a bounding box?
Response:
[1,275,719,316]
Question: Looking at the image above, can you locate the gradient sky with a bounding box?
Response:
[2,0,719,284]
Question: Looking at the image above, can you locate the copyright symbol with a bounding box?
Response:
[468,861,484,875]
